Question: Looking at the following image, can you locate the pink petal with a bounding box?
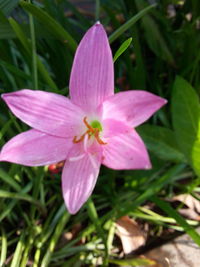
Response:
[102,91,167,127]
[62,143,102,214]
[0,129,72,166]
[103,119,132,137]
[2,90,84,138]
[102,129,151,170]
[69,22,114,112]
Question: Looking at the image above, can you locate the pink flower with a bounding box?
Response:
[0,22,167,214]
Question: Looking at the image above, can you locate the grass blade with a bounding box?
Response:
[0,228,7,266]
[113,37,132,62]
[109,4,156,43]
[20,1,77,52]
[151,196,200,246]
[8,17,58,91]
[0,168,21,191]
[0,190,46,214]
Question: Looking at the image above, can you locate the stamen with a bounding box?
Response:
[94,130,107,145]
[73,132,86,143]
[83,117,94,132]
[73,117,107,145]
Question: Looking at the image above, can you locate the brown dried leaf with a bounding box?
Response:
[116,216,146,254]
[173,194,200,213]
[178,208,200,221]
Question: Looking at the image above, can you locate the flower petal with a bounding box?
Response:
[2,90,84,138]
[62,143,102,214]
[102,91,167,127]
[0,129,72,166]
[102,129,151,170]
[103,119,132,137]
[69,22,114,112]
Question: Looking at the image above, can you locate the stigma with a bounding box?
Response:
[73,117,107,145]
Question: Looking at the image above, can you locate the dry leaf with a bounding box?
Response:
[172,194,200,221]
[178,208,200,221]
[116,216,146,254]
[172,194,200,212]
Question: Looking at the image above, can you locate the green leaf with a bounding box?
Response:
[0,228,7,266]
[65,0,91,28]
[117,164,185,217]
[135,0,174,64]
[113,37,132,62]
[109,4,156,43]
[137,124,186,162]
[0,182,33,222]
[41,212,70,267]
[86,197,108,261]
[10,231,25,267]
[0,168,21,191]
[152,196,200,246]
[0,59,30,79]
[9,17,58,91]
[0,190,46,214]
[0,23,15,39]
[171,76,200,163]
[20,0,77,52]
[109,257,156,266]
[0,0,19,15]
[192,121,200,176]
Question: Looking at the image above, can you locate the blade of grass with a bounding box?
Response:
[0,59,30,80]
[95,0,100,21]
[0,228,7,267]
[20,1,77,52]
[86,197,108,264]
[0,168,21,191]
[0,182,33,222]
[109,4,156,43]
[0,0,19,15]
[30,169,44,219]
[107,221,115,253]
[113,37,132,62]
[116,164,185,217]
[41,212,70,267]
[151,196,200,246]
[109,257,156,266]
[8,18,58,91]
[65,0,91,28]
[0,190,46,214]
[10,231,25,267]
[28,0,38,89]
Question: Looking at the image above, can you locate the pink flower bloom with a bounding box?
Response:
[0,22,167,214]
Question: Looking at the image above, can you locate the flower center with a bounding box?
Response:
[73,117,106,145]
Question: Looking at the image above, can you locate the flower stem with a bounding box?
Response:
[40,212,70,267]
[86,197,108,265]
[28,0,38,90]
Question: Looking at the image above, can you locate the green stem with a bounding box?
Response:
[28,0,38,89]
[107,221,115,254]
[10,232,25,267]
[0,228,7,266]
[86,198,108,266]
[41,212,70,267]
[20,234,34,267]
[30,169,44,220]
[109,4,156,43]
[33,249,41,267]
[95,0,100,21]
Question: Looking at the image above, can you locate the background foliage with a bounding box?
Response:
[0,0,200,266]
